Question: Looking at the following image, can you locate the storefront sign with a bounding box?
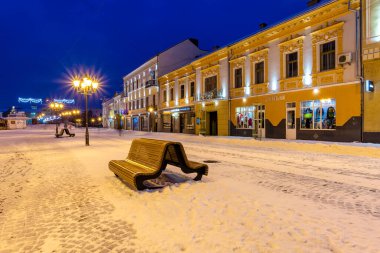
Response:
[265,95,285,102]
[170,107,192,113]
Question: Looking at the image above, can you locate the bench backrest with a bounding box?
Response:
[165,143,189,166]
[127,138,172,170]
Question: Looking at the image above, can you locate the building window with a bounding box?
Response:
[286,52,298,78]
[150,70,156,80]
[170,88,174,101]
[153,94,156,106]
[180,85,185,99]
[300,99,336,130]
[141,98,144,108]
[234,68,242,88]
[320,41,336,72]
[255,62,264,84]
[367,0,380,42]
[205,75,217,93]
[136,100,139,109]
[163,89,167,102]
[129,102,131,111]
[146,97,149,107]
[136,79,139,89]
[190,82,195,97]
[236,106,256,129]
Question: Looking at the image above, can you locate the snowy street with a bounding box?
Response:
[1,127,380,253]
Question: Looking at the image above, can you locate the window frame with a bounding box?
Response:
[300,99,336,130]
[234,67,243,88]
[319,40,336,72]
[180,84,185,99]
[170,88,174,101]
[235,106,256,129]
[255,61,265,84]
[204,75,217,93]
[285,51,299,78]
[190,82,195,97]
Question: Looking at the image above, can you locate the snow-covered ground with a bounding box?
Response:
[1,126,380,253]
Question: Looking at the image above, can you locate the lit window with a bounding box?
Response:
[236,106,256,129]
[300,99,336,130]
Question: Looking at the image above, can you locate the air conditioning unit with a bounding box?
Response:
[338,52,352,65]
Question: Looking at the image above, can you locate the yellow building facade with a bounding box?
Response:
[363,0,380,142]
[158,0,372,142]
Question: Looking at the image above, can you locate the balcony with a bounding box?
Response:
[198,88,224,101]
[145,80,158,88]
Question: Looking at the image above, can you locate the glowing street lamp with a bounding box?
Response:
[72,77,99,146]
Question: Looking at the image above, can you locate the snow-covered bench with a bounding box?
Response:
[108,138,208,191]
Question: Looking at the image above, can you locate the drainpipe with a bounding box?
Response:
[349,0,364,142]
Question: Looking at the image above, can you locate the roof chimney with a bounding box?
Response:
[307,0,320,7]
[259,23,267,29]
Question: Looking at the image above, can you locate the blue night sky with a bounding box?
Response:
[0,0,325,111]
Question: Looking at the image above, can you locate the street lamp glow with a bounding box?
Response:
[73,80,80,87]
[72,75,101,146]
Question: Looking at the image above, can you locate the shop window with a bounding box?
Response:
[300,99,336,130]
[170,88,174,101]
[255,62,264,84]
[286,52,298,78]
[205,75,217,93]
[190,82,195,97]
[320,41,336,72]
[163,114,171,129]
[234,68,242,88]
[180,85,185,99]
[236,106,256,129]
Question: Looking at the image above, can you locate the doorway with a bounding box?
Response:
[286,102,296,140]
[209,111,218,136]
[257,105,266,138]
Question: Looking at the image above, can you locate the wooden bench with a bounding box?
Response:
[109,138,208,190]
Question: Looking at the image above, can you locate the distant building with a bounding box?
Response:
[5,108,29,129]
[0,117,6,130]
[102,97,115,128]
[123,38,207,132]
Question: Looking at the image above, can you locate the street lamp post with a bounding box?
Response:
[49,102,64,135]
[72,78,99,146]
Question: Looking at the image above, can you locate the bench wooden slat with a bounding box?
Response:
[109,138,208,190]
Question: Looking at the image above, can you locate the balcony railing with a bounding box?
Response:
[198,88,224,101]
[145,80,158,88]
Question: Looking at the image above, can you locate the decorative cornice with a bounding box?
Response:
[202,65,219,77]
[311,22,344,44]
[279,36,305,53]
[249,48,269,62]
[229,0,357,53]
